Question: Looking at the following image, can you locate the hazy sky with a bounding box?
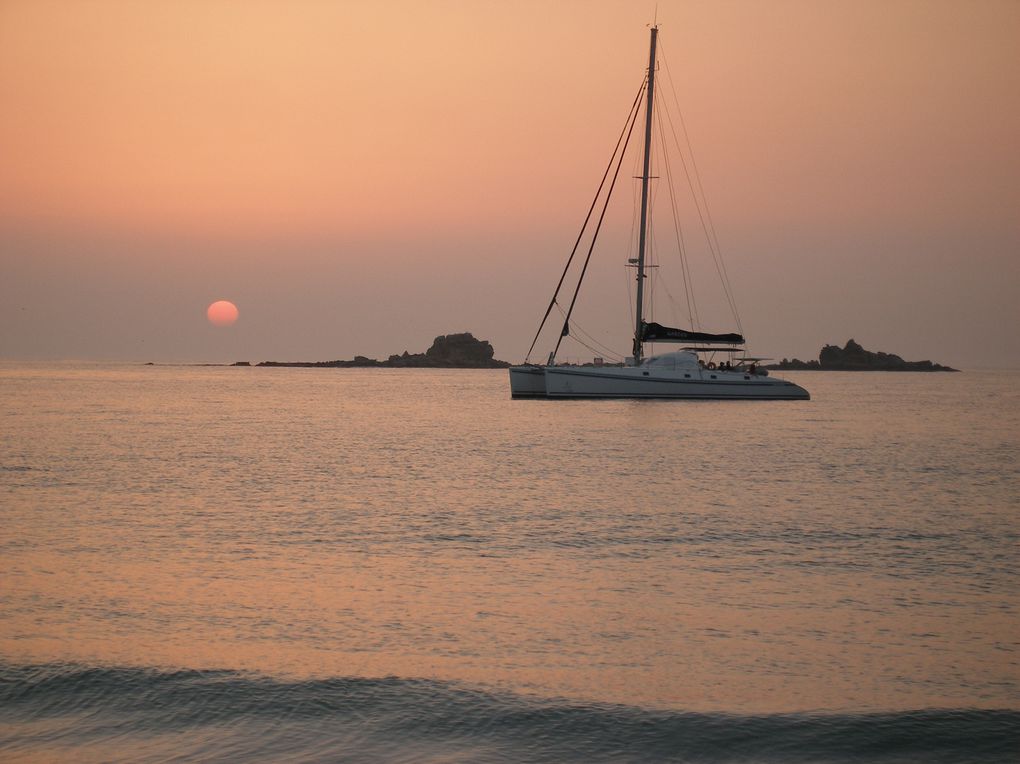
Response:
[2,0,1018,367]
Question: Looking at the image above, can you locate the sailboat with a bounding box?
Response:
[509,26,809,400]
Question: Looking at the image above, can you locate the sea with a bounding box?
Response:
[1,362,1017,762]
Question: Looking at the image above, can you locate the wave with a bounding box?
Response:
[1,662,1017,763]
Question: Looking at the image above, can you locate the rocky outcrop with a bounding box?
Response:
[257,333,511,368]
[770,339,958,371]
[391,333,506,367]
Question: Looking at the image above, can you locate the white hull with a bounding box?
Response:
[509,366,548,398]
[528,365,808,400]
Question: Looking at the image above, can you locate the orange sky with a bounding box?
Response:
[1,0,1018,365]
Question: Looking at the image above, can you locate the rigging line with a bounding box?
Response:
[645,173,660,326]
[648,227,655,322]
[660,100,742,333]
[552,302,618,358]
[568,331,624,363]
[569,323,624,361]
[647,149,661,265]
[660,108,701,328]
[524,78,647,363]
[648,105,681,324]
[627,112,645,257]
[552,303,622,361]
[627,153,641,262]
[648,202,688,329]
[660,69,742,326]
[551,79,645,363]
[658,45,729,271]
[655,104,699,329]
[660,44,743,332]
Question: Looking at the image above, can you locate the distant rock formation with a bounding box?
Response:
[769,339,958,371]
[257,333,511,368]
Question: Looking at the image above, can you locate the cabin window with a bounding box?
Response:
[710,374,716,379]
[642,371,649,376]
[744,375,750,380]
[684,374,690,378]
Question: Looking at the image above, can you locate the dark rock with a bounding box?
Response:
[423,333,501,367]
[256,332,511,368]
[769,339,957,371]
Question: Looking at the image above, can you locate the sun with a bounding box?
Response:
[206,300,239,327]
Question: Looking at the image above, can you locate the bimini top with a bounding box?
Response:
[642,350,701,369]
[681,347,746,353]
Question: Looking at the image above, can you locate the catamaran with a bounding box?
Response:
[509,26,809,401]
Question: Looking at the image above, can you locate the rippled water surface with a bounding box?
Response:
[1,364,1018,761]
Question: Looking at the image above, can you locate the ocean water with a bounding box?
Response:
[1,363,1017,762]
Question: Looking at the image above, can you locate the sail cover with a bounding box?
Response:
[641,321,744,345]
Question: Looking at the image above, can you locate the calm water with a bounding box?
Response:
[1,363,1018,761]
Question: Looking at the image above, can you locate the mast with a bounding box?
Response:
[632,25,658,365]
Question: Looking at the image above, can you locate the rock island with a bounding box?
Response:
[769,339,958,371]
[255,332,511,369]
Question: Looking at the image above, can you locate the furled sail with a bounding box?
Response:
[640,321,744,345]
